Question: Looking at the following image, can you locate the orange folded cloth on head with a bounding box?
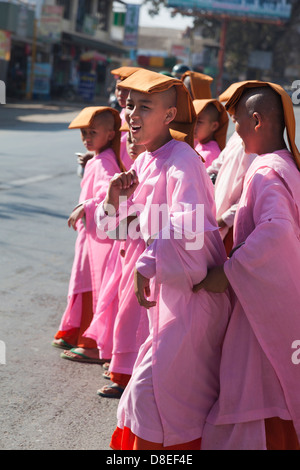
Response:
[193,98,229,151]
[110,66,142,81]
[68,106,123,166]
[220,80,300,170]
[118,68,197,148]
[181,70,213,99]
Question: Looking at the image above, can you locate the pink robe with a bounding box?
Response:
[58,148,121,332]
[120,132,132,171]
[82,239,122,359]
[84,155,146,362]
[207,132,257,240]
[109,152,149,375]
[119,108,132,171]
[202,149,300,450]
[97,139,232,446]
[109,236,149,375]
[195,139,221,168]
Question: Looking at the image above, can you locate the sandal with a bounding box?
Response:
[102,370,111,380]
[52,338,75,350]
[97,382,124,399]
[60,348,107,364]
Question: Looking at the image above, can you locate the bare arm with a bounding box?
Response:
[134,267,157,309]
[68,204,85,230]
[193,265,229,293]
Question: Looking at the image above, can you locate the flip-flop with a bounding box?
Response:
[60,348,107,364]
[97,383,124,399]
[51,339,74,350]
[102,362,110,370]
[102,370,111,380]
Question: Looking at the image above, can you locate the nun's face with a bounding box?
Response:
[125,89,176,152]
[116,79,129,108]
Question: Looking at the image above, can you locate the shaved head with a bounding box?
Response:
[202,103,220,123]
[238,86,285,133]
[234,85,287,155]
[159,85,177,109]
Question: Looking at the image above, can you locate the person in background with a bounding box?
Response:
[193,99,228,169]
[97,131,148,399]
[181,70,213,100]
[52,107,125,365]
[206,128,257,255]
[171,63,190,80]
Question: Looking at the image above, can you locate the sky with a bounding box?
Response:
[123,1,194,30]
[30,0,193,30]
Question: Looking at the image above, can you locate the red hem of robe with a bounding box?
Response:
[110,426,201,450]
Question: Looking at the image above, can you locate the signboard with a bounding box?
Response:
[166,1,292,21]
[82,15,98,36]
[171,44,190,63]
[27,60,52,96]
[248,50,273,70]
[17,4,29,37]
[38,5,64,42]
[0,30,11,61]
[124,4,140,47]
[78,73,96,102]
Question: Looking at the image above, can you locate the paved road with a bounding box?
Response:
[0,100,120,450]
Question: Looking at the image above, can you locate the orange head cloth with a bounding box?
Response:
[68,106,125,171]
[117,68,196,148]
[223,80,300,170]
[120,121,129,132]
[218,81,249,103]
[110,66,142,81]
[181,71,213,100]
[193,99,229,150]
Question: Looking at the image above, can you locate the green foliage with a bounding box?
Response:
[142,0,300,82]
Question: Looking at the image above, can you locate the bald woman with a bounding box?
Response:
[94,69,231,450]
[194,82,300,450]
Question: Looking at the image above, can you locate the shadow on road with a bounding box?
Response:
[0,201,69,221]
[0,98,107,132]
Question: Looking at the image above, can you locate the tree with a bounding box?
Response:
[142,0,300,85]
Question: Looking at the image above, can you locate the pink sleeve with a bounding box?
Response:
[135,241,157,279]
[223,167,300,437]
[220,204,238,228]
[84,154,121,241]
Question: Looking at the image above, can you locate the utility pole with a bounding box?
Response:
[26,18,37,99]
[216,16,228,96]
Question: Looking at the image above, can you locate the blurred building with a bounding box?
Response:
[136,25,219,79]
[0,0,130,101]
[2,1,298,102]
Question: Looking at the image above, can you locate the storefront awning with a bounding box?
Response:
[80,50,107,62]
[62,32,128,56]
